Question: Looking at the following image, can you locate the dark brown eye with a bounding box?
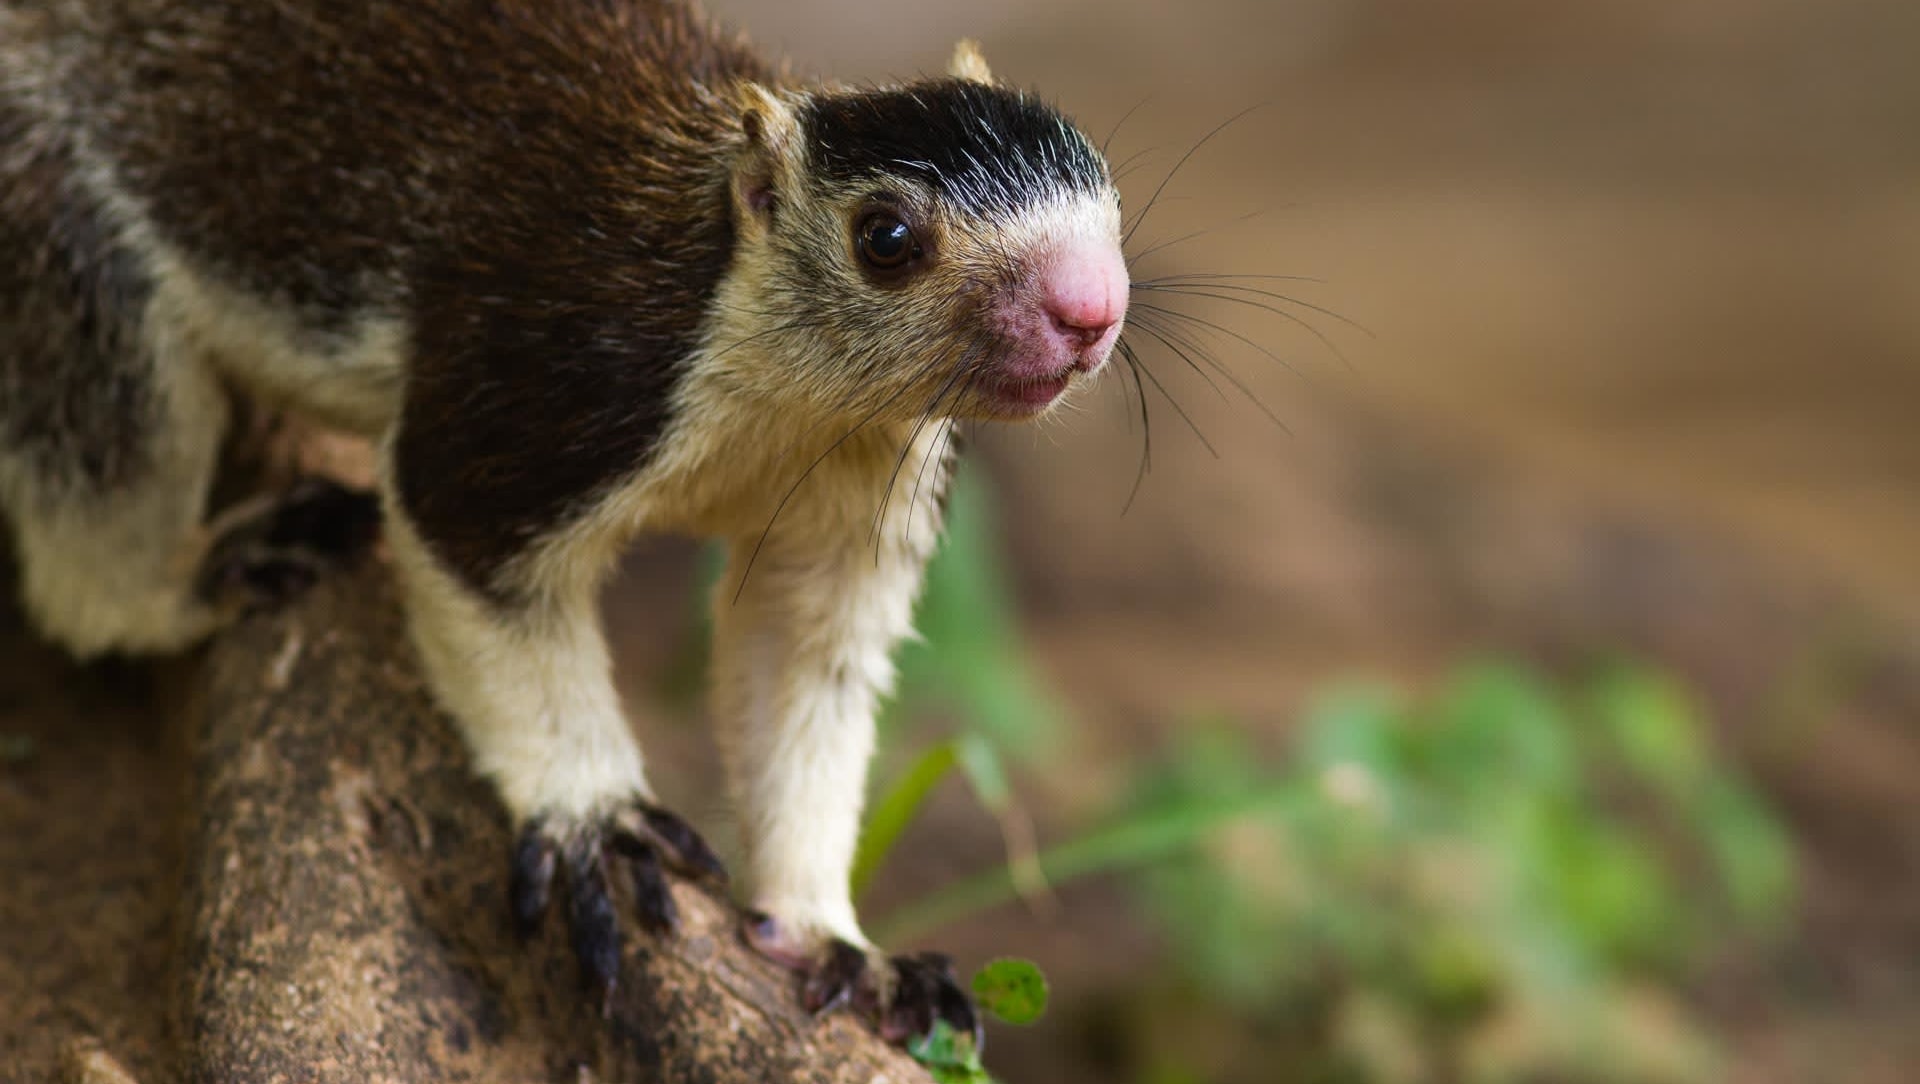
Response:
[856,213,919,271]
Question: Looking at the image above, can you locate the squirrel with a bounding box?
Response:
[0,0,1128,1045]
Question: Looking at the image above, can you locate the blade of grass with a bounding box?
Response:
[853,740,961,898]
[872,788,1295,944]
[957,734,1056,916]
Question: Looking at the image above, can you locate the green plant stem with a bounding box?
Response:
[873,788,1291,944]
[853,740,961,898]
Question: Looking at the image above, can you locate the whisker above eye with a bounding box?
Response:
[1101,95,1153,159]
[1121,103,1265,248]
[1109,145,1159,185]
[1125,208,1268,269]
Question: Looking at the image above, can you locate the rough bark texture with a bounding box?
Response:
[2,553,929,1084]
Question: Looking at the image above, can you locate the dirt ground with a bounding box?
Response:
[5,1,1918,1082]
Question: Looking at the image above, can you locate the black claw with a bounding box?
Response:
[641,805,728,884]
[509,803,714,1014]
[883,957,938,1041]
[509,826,556,938]
[889,953,983,1053]
[611,833,679,936]
[914,951,958,981]
[805,939,868,1016]
[565,842,621,1005]
[937,978,984,1052]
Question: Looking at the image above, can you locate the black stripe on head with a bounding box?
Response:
[800,81,1109,217]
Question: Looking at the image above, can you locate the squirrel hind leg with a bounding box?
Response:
[0,99,228,658]
[0,356,234,658]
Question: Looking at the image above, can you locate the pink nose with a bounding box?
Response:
[1041,241,1128,356]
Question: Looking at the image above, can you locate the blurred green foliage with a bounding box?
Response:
[882,469,1063,759]
[1125,663,1795,1084]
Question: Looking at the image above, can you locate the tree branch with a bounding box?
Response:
[172,559,930,1083]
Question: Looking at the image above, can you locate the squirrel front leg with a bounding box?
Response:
[709,529,924,954]
[381,385,724,1004]
[711,437,981,1042]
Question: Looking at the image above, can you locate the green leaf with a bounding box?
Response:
[971,957,1049,1025]
[1296,682,1405,777]
[851,740,960,898]
[1588,666,1712,801]
[1693,777,1796,928]
[907,1019,990,1083]
[1431,661,1576,795]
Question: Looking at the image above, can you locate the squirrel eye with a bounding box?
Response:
[856,214,918,271]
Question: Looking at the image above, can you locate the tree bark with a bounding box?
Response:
[169,558,930,1083]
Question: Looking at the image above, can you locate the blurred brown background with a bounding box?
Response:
[4,2,1916,1082]
[648,0,1919,1080]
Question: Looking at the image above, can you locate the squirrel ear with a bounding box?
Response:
[947,39,993,85]
[734,83,797,156]
[730,84,797,228]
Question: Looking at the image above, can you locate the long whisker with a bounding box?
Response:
[1102,95,1152,158]
[1125,209,1268,269]
[1129,308,1292,435]
[1124,316,1228,403]
[732,349,958,603]
[1126,346,1218,457]
[869,345,982,556]
[766,344,953,473]
[1132,284,1351,370]
[1122,103,1265,248]
[1131,300,1308,385]
[705,318,827,365]
[906,372,976,547]
[1132,271,1326,286]
[1115,339,1154,514]
[1133,280,1373,338]
[709,299,810,319]
[1110,150,1158,184]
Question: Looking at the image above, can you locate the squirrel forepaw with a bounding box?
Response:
[744,915,982,1052]
[509,800,728,1012]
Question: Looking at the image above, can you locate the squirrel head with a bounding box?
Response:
[715,48,1127,423]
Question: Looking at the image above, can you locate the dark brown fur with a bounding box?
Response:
[0,97,156,493]
[38,0,775,595]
